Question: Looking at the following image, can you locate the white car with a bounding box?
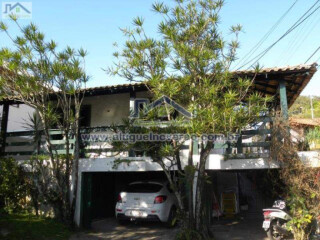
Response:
[115,181,178,227]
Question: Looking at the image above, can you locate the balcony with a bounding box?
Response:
[3,117,272,159]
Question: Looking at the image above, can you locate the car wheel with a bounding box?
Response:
[165,207,177,228]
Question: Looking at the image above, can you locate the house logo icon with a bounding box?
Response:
[131,95,192,126]
[2,2,32,19]
[143,95,192,119]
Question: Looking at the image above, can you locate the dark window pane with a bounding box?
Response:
[126,183,163,193]
[80,105,91,127]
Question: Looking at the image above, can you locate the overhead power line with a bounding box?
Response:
[233,0,298,69]
[281,10,320,65]
[237,0,320,70]
[305,45,320,63]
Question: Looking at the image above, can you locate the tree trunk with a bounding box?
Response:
[70,120,80,227]
[186,139,195,229]
[195,141,214,239]
[64,129,72,223]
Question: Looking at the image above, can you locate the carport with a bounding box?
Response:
[80,171,167,228]
[208,169,277,218]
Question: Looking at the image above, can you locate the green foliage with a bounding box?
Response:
[0,158,27,213]
[306,127,320,144]
[287,194,314,239]
[109,0,271,136]
[0,213,72,240]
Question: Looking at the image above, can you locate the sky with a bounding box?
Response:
[0,0,320,96]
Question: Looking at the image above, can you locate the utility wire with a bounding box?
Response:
[237,0,320,70]
[233,0,298,69]
[277,12,315,65]
[275,20,305,65]
[305,45,320,63]
[243,2,320,69]
[281,10,320,65]
[245,2,320,69]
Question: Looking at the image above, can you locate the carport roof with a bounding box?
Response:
[234,63,318,108]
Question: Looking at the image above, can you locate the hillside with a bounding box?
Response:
[289,95,320,118]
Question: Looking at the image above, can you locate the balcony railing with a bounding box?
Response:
[5,130,75,160]
[4,117,273,160]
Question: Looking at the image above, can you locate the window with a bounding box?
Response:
[131,99,150,118]
[125,183,163,193]
[80,105,91,127]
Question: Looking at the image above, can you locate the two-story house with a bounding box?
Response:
[1,63,319,227]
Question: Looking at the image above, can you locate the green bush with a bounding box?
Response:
[0,157,28,213]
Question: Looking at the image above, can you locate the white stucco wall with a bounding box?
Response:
[0,104,35,132]
[82,91,151,127]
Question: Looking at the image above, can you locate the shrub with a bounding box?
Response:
[0,157,28,213]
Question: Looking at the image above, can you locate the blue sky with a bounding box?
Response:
[1,0,319,96]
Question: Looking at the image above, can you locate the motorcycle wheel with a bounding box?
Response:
[267,221,282,240]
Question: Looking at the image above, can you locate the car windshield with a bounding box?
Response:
[126,183,163,193]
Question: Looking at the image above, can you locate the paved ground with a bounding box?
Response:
[70,217,269,240]
[70,218,178,240]
[212,218,269,240]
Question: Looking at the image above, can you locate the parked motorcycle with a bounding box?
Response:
[262,200,292,240]
[263,200,320,240]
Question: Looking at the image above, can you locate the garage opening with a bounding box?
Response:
[207,169,277,219]
[81,171,167,228]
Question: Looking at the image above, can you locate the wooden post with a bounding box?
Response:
[279,80,288,120]
[0,101,9,156]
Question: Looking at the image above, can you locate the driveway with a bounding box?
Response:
[70,219,178,240]
[212,218,268,240]
[70,217,269,240]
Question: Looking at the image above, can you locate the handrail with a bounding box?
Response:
[5,116,273,158]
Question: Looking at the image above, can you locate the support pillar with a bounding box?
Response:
[0,101,9,156]
[279,80,288,120]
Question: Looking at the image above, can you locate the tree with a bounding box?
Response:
[108,0,271,238]
[0,16,88,224]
